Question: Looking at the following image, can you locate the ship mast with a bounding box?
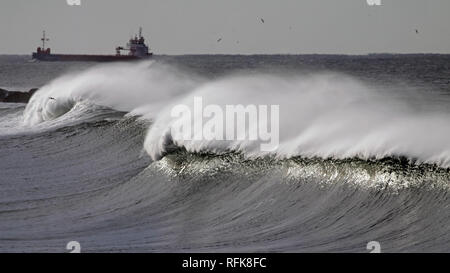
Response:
[41,31,49,50]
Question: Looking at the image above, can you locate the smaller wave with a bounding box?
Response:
[24,95,76,125]
[1,100,123,136]
[22,61,199,126]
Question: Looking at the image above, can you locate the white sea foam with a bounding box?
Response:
[22,61,450,167]
[23,61,198,126]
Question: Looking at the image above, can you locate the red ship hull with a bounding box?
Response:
[32,52,153,62]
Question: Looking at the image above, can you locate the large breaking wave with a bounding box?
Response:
[2,59,450,252]
[21,61,450,169]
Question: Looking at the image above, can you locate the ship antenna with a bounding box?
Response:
[139,27,142,38]
[41,31,49,50]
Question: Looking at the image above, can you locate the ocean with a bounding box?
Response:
[0,54,449,252]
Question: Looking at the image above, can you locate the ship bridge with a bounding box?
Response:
[126,27,150,57]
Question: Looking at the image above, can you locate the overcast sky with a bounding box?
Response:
[1,0,449,55]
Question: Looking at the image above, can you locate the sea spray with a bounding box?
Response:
[144,72,450,168]
[22,61,450,168]
[23,61,199,125]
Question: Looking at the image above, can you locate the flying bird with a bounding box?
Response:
[217,38,222,43]
[415,29,419,34]
[260,18,265,24]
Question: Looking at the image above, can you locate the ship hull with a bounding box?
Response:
[32,52,152,62]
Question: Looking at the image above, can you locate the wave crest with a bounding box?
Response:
[19,61,450,168]
[144,73,450,168]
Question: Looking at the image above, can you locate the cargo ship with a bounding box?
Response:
[32,28,153,62]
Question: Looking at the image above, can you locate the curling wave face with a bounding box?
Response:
[2,111,449,252]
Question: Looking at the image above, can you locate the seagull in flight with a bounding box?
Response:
[260,18,265,24]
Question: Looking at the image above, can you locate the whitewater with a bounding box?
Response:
[0,55,449,252]
[19,60,450,167]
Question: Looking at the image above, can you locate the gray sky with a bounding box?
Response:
[1,0,450,55]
